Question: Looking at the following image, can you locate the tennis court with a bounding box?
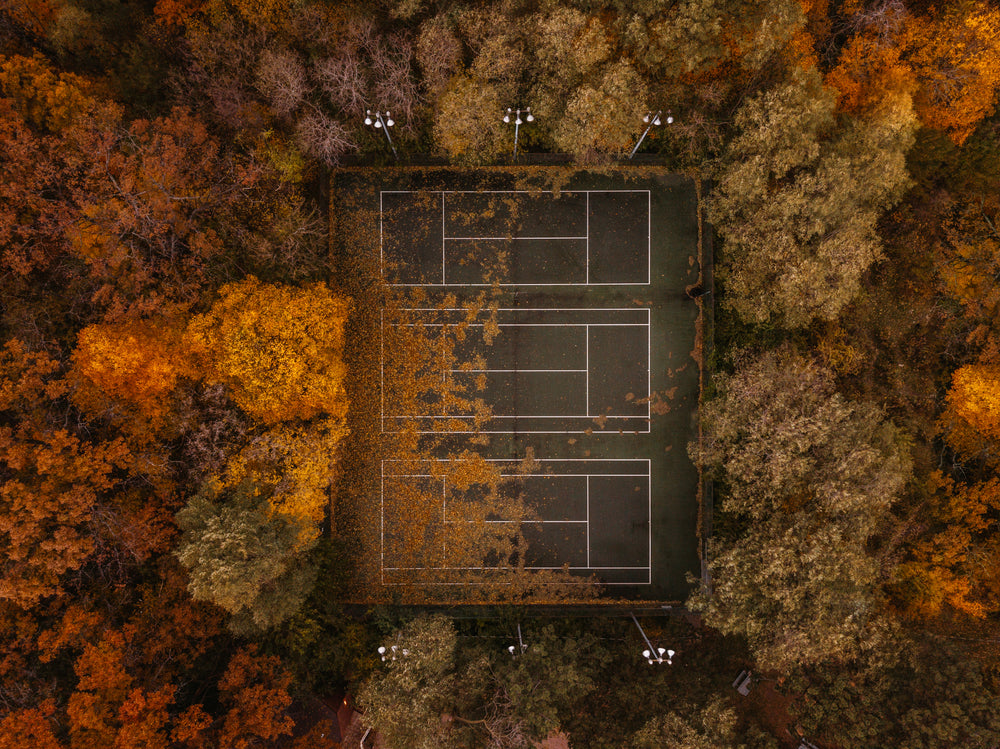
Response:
[380,189,651,286]
[382,307,650,434]
[381,459,652,585]
[332,168,704,601]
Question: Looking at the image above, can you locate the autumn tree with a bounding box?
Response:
[550,61,649,158]
[631,697,775,749]
[215,648,295,749]
[358,614,461,749]
[789,636,1000,748]
[689,348,912,670]
[185,276,351,425]
[359,615,602,749]
[0,340,131,606]
[433,74,506,164]
[0,54,118,288]
[67,106,241,314]
[904,1,1000,145]
[624,0,806,77]
[221,415,348,545]
[415,16,462,101]
[890,471,1000,620]
[709,67,916,327]
[70,316,194,433]
[175,479,317,632]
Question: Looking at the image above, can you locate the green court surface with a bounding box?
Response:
[333,168,706,602]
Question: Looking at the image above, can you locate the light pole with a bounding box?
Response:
[628,110,672,160]
[365,109,398,160]
[503,107,535,161]
[630,612,674,665]
[507,623,527,656]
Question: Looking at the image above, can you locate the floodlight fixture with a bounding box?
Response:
[631,612,673,665]
[508,623,528,657]
[378,644,409,662]
[502,106,535,161]
[364,109,398,159]
[629,109,672,160]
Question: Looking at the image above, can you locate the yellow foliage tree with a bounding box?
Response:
[0,53,116,133]
[945,364,1000,445]
[222,416,348,545]
[185,276,351,425]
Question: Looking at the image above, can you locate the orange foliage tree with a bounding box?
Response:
[0,53,117,280]
[216,648,294,749]
[891,471,1000,620]
[0,340,130,606]
[71,317,194,422]
[828,2,1000,142]
[904,2,1000,145]
[67,106,239,315]
[185,276,351,424]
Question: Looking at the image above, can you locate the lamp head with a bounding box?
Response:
[666,116,674,124]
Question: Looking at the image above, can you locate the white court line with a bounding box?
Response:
[380,462,385,585]
[379,308,384,426]
[648,459,652,585]
[586,477,590,568]
[400,430,650,435]
[401,307,649,312]
[402,321,644,325]
[444,236,587,241]
[391,282,650,287]
[445,520,589,524]
[585,191,590,285]
[585,325,589,417]
[390,414,647,419]
[381,189,650,194]
[382,457,651,462]
[398,429,650,435]
[441,192,446,284]
[647,308,651,422]
[380,580,651,587]
[452,369,587,373]
[383,566,651,571]
[386,473,649,478]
